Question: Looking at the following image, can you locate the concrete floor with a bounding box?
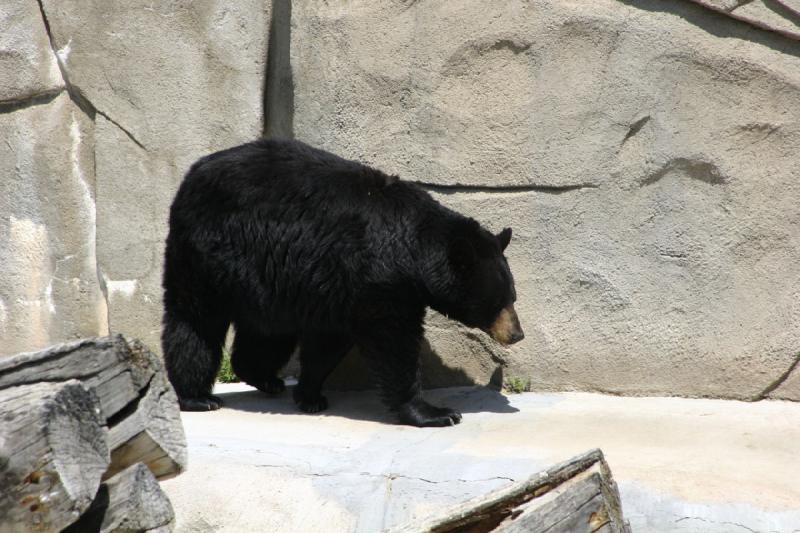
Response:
[161,384,800,532]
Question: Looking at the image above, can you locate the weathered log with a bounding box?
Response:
[390,449,630,533]
[0,381,109,533]
[63,463,175,533]
[105,368,186,480]
[0,336,145,416]
[0,335,187,480]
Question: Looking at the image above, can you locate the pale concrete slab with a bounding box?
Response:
[161,384,800,532]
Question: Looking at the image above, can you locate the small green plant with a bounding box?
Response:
[504,376,531,394]
[217,347,239,383]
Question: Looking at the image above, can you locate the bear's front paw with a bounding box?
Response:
[293,388,329,413]
[397,399,462,427]
[179,394,222,411]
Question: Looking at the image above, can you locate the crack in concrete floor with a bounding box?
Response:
[162,384,800,533]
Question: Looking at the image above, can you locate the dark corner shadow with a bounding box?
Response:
[617,0,800,59]
[263,0,294,138]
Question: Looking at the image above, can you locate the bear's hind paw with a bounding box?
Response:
[293,389,329,413]
[257,377,286,395]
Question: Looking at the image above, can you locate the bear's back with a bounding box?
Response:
[180,139,392,209]
[166,139,442,332]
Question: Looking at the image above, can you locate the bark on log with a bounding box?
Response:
[0,335,187,480]
[390,449,630,533]
[0,336,146,416]
[63,463,175,533]
[0,381,109,533]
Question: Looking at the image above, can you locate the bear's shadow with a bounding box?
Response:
[215,382,519,424]
[217,339,519,423]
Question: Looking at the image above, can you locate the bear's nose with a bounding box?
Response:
[508,329,525,345]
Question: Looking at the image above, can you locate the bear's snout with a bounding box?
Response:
[485,304,524,346]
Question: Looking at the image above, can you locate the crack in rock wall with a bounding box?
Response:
[765,351,800,399]
[0,1,106,354]
[1,0,270,355]
[2,0,799,402]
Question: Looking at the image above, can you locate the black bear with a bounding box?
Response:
[161,138,523,427]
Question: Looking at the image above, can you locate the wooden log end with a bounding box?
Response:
[0,381,109,532]
[106,370,187,480]
[65,462,175,533]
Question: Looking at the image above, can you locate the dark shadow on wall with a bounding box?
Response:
[762,0,800,25]
[263,0,294,138]
[324,348,373,390]
[419,337,506,391]
[617,0,800,58]
[321,339,505,391]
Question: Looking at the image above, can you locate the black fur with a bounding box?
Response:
[162,139,518,426]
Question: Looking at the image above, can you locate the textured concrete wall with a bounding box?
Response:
[289,0,800,400]
[2,0,798,401]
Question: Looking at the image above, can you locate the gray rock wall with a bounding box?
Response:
[1,0,270,354]
[0,1,105,354]
[290,0,800,400]
[2,0,798,401]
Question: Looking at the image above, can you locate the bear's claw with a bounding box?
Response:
[179,394,222,411]
[397,399,462,427]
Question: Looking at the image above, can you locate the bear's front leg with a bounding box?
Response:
[357,312,462,427]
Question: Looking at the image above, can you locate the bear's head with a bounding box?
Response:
[428,219,524,346]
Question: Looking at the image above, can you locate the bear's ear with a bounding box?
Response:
[449,238,477,271]
[497,227,512,252]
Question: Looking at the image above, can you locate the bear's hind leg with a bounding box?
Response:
[293,333,352,413]
[231,326,296,394]
[162,310,229,411]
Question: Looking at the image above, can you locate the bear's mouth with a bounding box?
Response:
[482,304,525,346]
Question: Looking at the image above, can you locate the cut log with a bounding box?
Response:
[390,449,630,533]
[0,381,109,533]
[105,368,186,480]
[0,336,146,416]
[63,462,175,533]
[0,335,187,480]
